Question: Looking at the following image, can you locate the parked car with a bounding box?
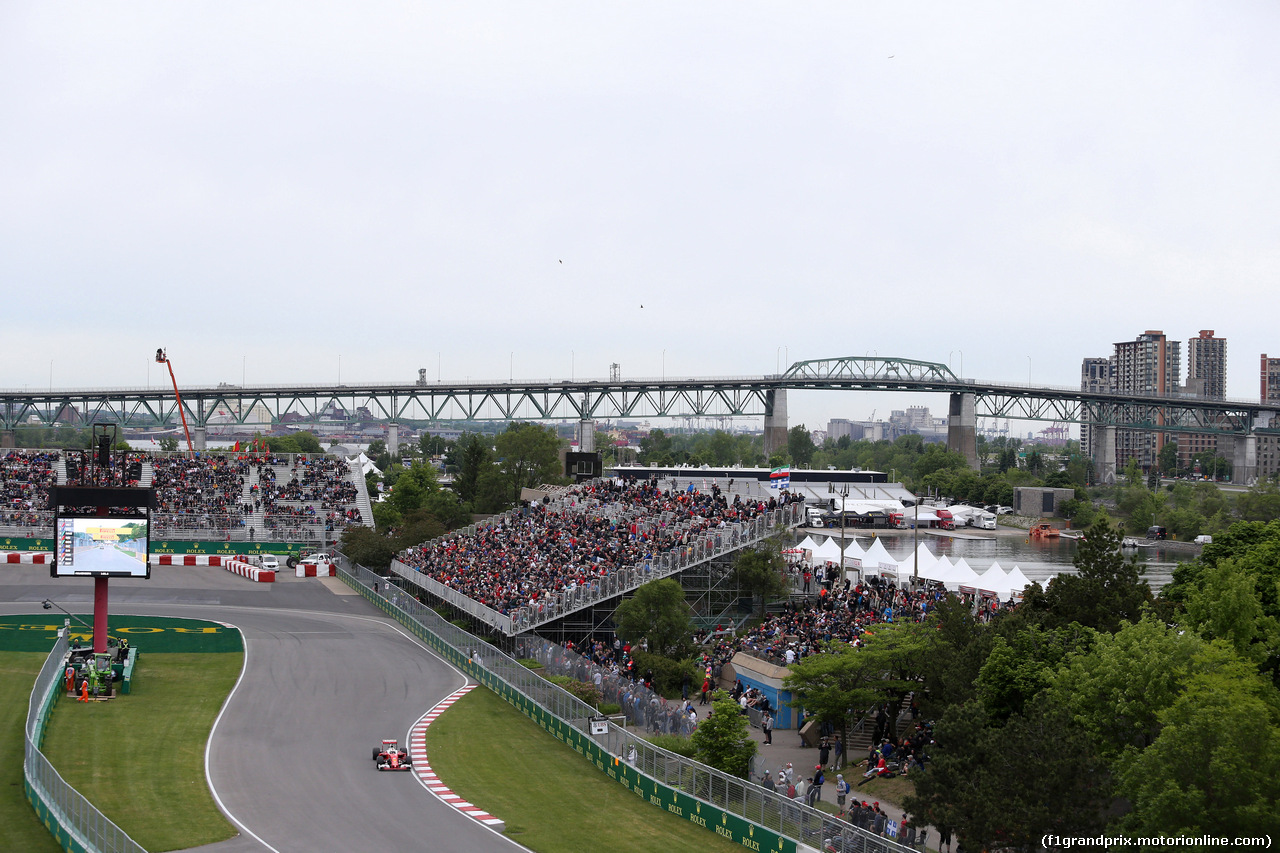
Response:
[259,554,279,571]
[1146,526,1168,540]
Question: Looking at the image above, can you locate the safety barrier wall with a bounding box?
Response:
[24,635,147,853]
[343,556,913,853]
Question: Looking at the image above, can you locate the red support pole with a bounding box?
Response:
[93,576,109,653]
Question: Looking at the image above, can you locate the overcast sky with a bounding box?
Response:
[2,3,1277,436]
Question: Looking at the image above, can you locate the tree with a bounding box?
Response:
[974,624,1091,721]
[494,422,565,505]
[158,436,179,452]
[1115,649,1280,835]
[784,622,932,739]
[451,433,492,505]
[638,428,673,465]
[339,524,399,570]
[732,542,791,619]
[614,579,695,659]
[787,425,815,467]
[1158,439,1179,477]
[1047,615,1206,761]
[419,432,450,457]
[1042,516,1151,632]
[691,692,757,779]
[906,697,1110,851]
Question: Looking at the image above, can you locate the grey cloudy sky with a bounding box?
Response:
[2,2,1276,435]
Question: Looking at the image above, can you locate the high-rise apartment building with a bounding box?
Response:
[1178,331,1227,470]
[1112,331,1181,470]
[1186,330,1227,399]
[1262,354,1280,405]
[1079,357,1114,460]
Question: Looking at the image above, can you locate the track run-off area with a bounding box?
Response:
[2,562,527,853]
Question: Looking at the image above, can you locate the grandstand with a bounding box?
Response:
[0,449,370,545]
[391,477,806,636]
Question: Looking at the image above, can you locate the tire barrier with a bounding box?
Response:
[295,560,336,578]
[224,558,275,582]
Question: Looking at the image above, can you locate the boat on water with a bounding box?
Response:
[1122,537,1156,548]
[1059,530,1085,540]
[1030,523,1060,539]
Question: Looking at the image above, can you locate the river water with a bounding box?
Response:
[808,529,1194,593]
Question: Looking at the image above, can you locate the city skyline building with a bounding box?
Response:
[1115,330,1180,470]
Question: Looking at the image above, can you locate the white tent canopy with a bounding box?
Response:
[974,563,1012,599]
[861,537,900,574]
[1004,565,1037,600]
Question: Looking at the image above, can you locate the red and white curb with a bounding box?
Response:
[408,684,506,831]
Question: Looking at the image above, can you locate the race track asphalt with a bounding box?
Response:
[2,564,524,853]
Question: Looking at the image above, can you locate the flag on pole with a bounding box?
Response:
[769,467,791,489]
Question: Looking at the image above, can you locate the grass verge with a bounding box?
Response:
[0,652,63,853]
[426,686,746,853]
[41,653,243,852]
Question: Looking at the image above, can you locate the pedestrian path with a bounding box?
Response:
[743,720,936,849]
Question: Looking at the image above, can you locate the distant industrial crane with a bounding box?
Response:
[155,348,195,457]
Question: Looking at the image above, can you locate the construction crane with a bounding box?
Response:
[155,348,195,457]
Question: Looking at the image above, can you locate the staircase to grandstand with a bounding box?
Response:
[389,488,804,637]
[351,458,373,529]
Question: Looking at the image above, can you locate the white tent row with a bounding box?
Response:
[797,534,1046,601]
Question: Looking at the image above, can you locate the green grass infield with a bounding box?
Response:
[1,652,64,853]
[426,685,745,853]
[40,652,243,852]
[0,615,243,653]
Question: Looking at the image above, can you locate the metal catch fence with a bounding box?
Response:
[25,635,147,853]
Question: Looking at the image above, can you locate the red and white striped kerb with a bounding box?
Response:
[408,684,506,831]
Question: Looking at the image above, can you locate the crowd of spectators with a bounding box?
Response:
[400,477,803,618]
[151,456,247,532]
[0,447,364,541]
[257,454,362,536]
[724,575,948,667]
[0,450,60,531]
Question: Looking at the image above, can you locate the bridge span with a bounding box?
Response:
[3,356,1275,483]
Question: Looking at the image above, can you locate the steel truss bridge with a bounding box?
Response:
[2,356,1275,436]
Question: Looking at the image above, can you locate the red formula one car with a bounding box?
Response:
[372,739,413,771]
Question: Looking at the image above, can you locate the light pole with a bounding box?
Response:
[1026,355,1032,386]
[838,484,850,585]
[913,499,920,586]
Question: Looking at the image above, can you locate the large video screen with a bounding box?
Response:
[54,514,151,578]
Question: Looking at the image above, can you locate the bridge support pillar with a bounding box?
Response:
[387,422,399,458]
[1092,425,1117,485]
[0,430,13,449]
[1232,434,1257,486]
[577,419,595,452]
[946,393,978,470]
[193,426,206,452]
[763,389,788,459]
